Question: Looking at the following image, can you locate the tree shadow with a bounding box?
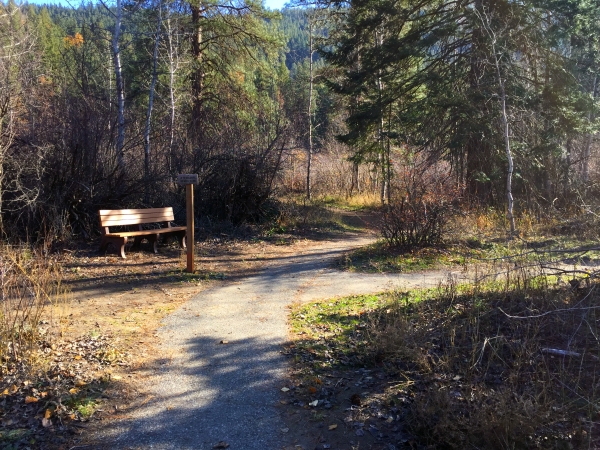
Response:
[91,335,290,449]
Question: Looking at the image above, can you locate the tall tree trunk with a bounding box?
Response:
[479,7,515,234]
[307,19,314,201]
[375,30,387,205]
[465,0,486,203]
[144,0,163,204]
[190,2,205,130]
[583,75,597,184]
[166,11,177,175]
[350,160,359,195]
[112,0,125,170]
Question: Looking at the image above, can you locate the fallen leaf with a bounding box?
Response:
[219,340,229,344]
[281,427,289,433]
[74,355,82,360]
[1,389,8,396]
[112,375,123,380]
[213,442,230,449]
[328,424,338,430]
[9,385,17,394]
[309,400,319,407]
[309,386,317,394]
[25,396,38,403]
[69,388,79,395]
[75,380,87,387]
[42,417,52,428]
[281,387,290,392]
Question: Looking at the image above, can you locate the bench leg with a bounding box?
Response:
[100,236,128,259]
[118,237,128,259]
[148,234,159,254]
[177,231,186,249]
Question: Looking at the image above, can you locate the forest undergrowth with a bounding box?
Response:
[284,207,600,449]
[341,207,600,275]
[289,267,600,449]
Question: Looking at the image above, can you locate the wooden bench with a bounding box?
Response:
[99,207,187,259]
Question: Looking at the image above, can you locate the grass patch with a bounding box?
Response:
[341,210,600,273]
[290,273,599,449]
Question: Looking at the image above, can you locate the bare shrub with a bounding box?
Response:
[0,245,68,375]
[365,269,599,449]
[381,157,459,247]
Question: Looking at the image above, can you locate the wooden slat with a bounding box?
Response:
[99,208,174,215]
[105,226,186,238]
[99,207,175,227]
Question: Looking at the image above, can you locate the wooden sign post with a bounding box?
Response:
[177,174,199,273]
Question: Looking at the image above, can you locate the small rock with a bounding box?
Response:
[350,393,361,406]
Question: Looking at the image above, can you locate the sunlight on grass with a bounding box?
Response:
[290,272,599,449]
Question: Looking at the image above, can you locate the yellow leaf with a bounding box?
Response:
[1,389,8,396]
[74,355,82,360]
[69,388,79,395]
[75,380,86,387]
[9,385,18,394]
[44,409,52,419]
[25,396,38,403]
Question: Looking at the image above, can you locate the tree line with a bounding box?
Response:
[0,0,598,242]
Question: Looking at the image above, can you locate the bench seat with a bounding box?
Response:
[99,208,187,258]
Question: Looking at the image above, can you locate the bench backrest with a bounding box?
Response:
[99,208,175,232]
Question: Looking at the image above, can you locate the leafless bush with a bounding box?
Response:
[0,245,69,375]
[381,157,459,247]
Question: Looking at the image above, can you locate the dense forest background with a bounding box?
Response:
[1,0,600,242]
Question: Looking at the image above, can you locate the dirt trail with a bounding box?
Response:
[91,232,467,449]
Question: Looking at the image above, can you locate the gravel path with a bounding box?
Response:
[96,234,466,449]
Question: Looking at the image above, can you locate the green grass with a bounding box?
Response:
[64,389,103,419]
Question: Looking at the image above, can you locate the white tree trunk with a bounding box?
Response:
[307,18,314,201]
[112,0,125,170]
[144,0,163,203]
[477,7,515,235]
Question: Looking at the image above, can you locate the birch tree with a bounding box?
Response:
[306,15,314,200]
[143,0,163,203]
[476,6,515,235]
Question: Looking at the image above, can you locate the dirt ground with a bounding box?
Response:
[3,210,402,449]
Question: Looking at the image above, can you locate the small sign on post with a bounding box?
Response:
[177,174,199,273]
